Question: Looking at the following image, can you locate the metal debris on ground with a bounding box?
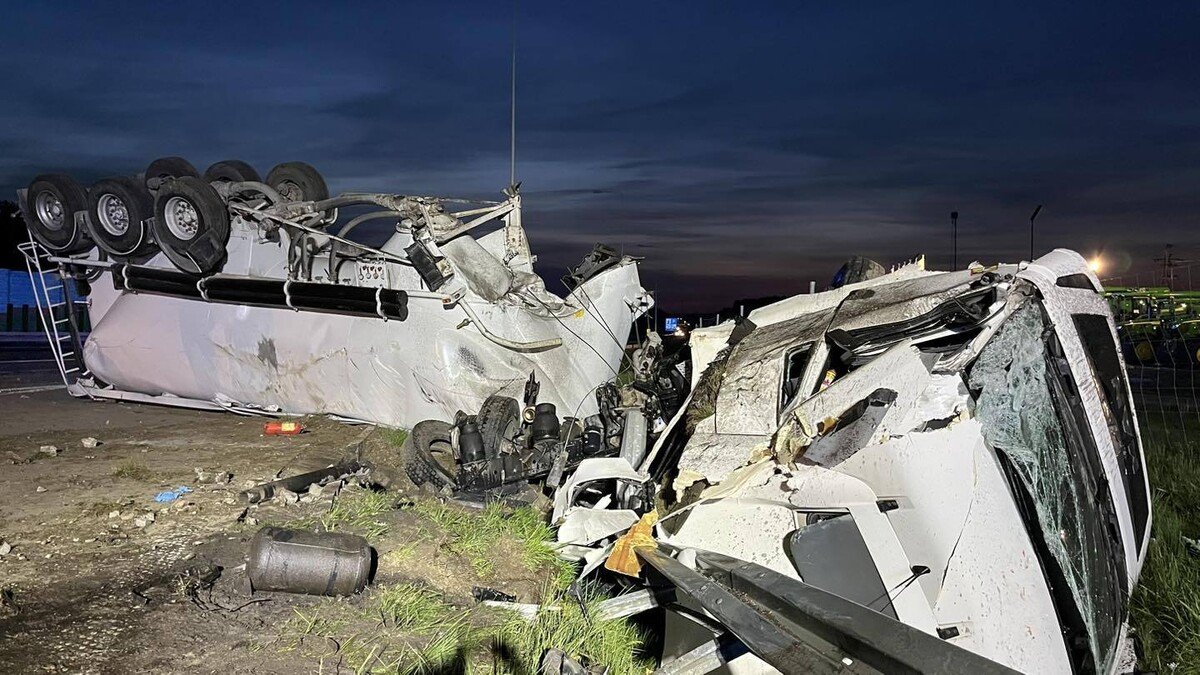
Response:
[471,586,517,603]
[240,460,362,504]
[246,527,373,596]
[539,648,609,675]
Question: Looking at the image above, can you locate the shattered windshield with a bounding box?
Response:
[968,300,1125,672]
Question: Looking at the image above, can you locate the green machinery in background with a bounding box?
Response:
[1105,286,1200,367]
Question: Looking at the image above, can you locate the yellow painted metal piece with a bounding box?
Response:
[605,510,659,577]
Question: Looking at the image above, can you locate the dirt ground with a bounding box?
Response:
[0,391,559,674]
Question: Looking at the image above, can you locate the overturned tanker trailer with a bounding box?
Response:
[442,251,1150,673]
[16,158,650,426]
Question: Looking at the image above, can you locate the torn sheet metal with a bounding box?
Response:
[630,250,1147,674]
[556,509,640,547]
[550,457,649,523]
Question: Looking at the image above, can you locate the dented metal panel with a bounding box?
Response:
[69,189,650,427]
[632,250,1146,674]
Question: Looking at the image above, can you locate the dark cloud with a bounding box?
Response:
[2,1,1198,310]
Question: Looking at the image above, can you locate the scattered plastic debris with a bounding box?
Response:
[263,421,305,436]
[37,445,57,457]
[154,486,193,503]
[80,437,101,449]
[1183,536,1200,558]
[472,586,517,603]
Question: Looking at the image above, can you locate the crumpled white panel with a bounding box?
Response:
[550,457,648,523]
[83,260,646,428]
[556,509,640,547]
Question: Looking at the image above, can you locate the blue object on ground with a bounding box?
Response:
[154,486,193,503]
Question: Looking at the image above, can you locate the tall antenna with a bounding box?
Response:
[509,0,518,187]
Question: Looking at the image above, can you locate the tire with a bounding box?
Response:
[204,160,261,184]
[85,176,157,260]
[477,395,521,458]
[266,161,329,203]
[402,420,459,492]
[144,156,200,191]
[23,174,95,254]
[151,176,230,275]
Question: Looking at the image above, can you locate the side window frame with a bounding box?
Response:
[778,341,815,414]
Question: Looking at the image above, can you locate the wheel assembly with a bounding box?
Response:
[151,176,230,275]
[401,420,460,493]
[143,156,200,191]
[401,396,527,499]
[85,176,158,261]
[203,159,261,184]
[23,174,95,254]
[266,161,329,203]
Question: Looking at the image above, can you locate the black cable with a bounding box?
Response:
[521,290,620,380]
[572,282,637,375]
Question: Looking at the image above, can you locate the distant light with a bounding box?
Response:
[1089,257,1103,274]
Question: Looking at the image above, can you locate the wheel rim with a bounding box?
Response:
[96,193,130,236]
[276,180,304,202]
[163,196,200,241]
[34,190,66,231]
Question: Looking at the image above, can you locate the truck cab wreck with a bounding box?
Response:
[17,161,652,427]
[533,251,1148,674]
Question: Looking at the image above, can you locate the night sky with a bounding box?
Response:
[2,2,1198,310]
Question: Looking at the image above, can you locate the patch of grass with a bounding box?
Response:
[377,544,418,572]
[111,460,153,481]
[381,427,410,448]
[278,584,476,674]
[376,583,455,632]
[490,587,651,674]
[412,500,576,587]
[1131,415,1200,671]
[276,582,648,675]
[289,489,400,538]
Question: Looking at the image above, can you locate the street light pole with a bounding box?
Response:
[1029,204,1043,261]
[950,211,958,270]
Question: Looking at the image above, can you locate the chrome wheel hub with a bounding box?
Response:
[163,196,200,240]
[35,191,66,231]
[96,193,130,236]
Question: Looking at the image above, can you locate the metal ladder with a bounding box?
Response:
[18,238,91,388]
